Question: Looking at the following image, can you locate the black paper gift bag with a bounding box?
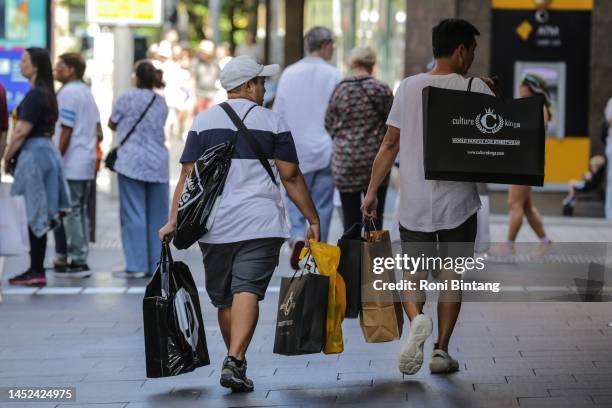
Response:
[273,264,329,355]
[422,85,545,186]
[143,242,209,378]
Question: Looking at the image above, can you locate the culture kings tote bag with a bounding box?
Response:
[422,81,545,186]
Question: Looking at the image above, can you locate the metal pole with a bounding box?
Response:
[110,25,134,197]
[211,0,221,44]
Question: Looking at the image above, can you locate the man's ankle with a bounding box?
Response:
[434,342,448,352]
[227,355,245,366]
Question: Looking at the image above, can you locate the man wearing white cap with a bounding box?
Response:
[160,55,320,393]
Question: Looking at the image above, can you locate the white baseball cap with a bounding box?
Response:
[220,55,279,91]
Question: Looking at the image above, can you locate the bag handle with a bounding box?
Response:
[290,249,319,281]
[118,93,157,148]
[467,77,475,92]
[219,102,278,186]
[160,241,176,298]
[361,216,377,237]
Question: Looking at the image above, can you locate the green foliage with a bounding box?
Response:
[180,0,258,51]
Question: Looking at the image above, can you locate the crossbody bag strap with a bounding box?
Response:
[119,93,157,147]
[219,102,278,185]
[355,78,387,123]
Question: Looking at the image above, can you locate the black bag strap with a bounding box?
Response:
[119,93,157,147]
[467,77,475,92]
[219,102,278,185]
[354,78,387,123]
[160,241,178,297]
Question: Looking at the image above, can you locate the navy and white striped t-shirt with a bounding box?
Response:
[180,98,298,244]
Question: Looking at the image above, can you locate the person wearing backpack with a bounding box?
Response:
[159,55,319,393]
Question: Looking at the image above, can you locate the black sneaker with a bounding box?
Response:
[9,269,47,286]
[54,263,92,278]
[220,356,253,393]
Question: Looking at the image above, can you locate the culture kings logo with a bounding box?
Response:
[451,107,521,135]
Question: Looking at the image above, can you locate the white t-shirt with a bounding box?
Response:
[387,73,495,232]
[273,56,343,174]
[180,98,298,244]
[53,82,100,180]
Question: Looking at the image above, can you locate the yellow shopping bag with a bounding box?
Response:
[301,240,346,354]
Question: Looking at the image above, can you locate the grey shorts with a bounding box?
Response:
[198,238,285,309]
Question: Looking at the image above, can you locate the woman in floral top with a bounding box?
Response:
[325,46,393,231]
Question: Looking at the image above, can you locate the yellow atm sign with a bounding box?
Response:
[87,0,163,26]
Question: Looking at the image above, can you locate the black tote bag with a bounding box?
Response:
[143,242,210,378]
[337,222,363,319]
[273,257,329,355]
[422,83,546,186]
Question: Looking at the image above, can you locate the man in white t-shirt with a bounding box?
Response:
[362,19,495,376]
[52,53,102,277]
[159,56,319,393]
[273,26,343,249]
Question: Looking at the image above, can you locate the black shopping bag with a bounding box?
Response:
[143,242,210,378]
[422,84,545,186]
[273,256,329,355]
[337,223,363,318]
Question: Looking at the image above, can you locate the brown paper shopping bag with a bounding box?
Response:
[359,229,404,342]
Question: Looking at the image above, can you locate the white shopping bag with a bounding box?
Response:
[475,195,490,254]
[0,194,30,256]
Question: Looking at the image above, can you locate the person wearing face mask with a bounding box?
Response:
[362,19,495,376]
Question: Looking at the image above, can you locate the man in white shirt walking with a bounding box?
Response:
[362,19,495,376]
[273,26,342,249]
[160,56,320,393]
[52,53,102,276]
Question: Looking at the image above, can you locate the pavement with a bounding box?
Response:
[1,159,612,407]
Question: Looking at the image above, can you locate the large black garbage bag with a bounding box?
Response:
[143,242,210,378]
[273,256,329,355]
[173,141,233,249]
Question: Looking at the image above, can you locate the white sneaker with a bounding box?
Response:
[429,348,459,374]
[398,314,433,375]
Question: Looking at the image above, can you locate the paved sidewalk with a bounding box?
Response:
[2,173,612,407]
[1,290,612,407]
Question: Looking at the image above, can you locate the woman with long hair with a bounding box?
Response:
[505,74,552,250]
[3,47,70,286]
[108,60,169,279]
